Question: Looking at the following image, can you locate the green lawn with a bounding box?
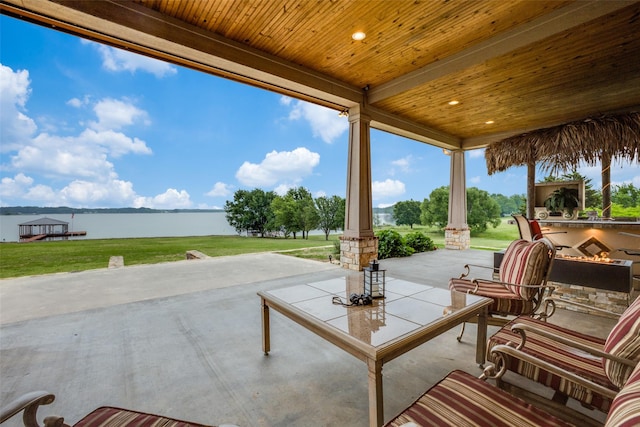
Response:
[0,235,339,279]
[0,219,519,279]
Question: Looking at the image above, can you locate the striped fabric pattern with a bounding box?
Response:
[498,239,548,299]
[488,316,616,412]
[384,370,575,427]
[603,296,640,388]
[74,407,214,427]
[449,278,535,316]
[605,362,640,427]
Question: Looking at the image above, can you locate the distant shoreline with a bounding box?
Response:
[0,206,224,215]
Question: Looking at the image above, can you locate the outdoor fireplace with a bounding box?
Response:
[493,252,633,293]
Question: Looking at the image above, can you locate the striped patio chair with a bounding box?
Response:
[1,399,238,427]
[487,294,640,415]
[384,352,640,427]
[449,238,556,340]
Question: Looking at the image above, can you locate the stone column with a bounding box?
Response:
[445,150,470,250]
[341,105,378,270]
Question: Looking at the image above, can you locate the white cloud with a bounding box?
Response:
[470,176,481,184]
[206,182,232,197]
[279,95,292,106]
[273,184,292,196]
[0,65,163,208]
[236,147,320,187]
[391,155,414,174]
[59,179,137,206]
[85,41,177,78]
[0,173,34,198]
[0,64,37,151]
[372,179,406,200]
[67,95,90,108]
[468,148,484,159]
[286,100,348,144]
[89,98,150,131]
[134,189,192,209]
[80,128,152,158]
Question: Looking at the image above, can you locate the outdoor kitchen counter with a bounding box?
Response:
[536,220,639,290]
[536,220,638,258]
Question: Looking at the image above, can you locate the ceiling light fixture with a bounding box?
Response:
[448,100,459,105]
[352,31,366,41]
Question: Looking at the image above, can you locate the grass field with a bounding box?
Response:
[0,219,519,279]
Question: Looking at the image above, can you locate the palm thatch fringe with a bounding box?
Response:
[485,112,640,175]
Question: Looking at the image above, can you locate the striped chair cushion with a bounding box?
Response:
[488,316,616,412]
[603,296,640,388]
[499,239,548,299]
[74,407,215,427]
[449,278,536,316]
[606,362,640,427]
[384,370,575,427]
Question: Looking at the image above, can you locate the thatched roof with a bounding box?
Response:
[485,112,640,175]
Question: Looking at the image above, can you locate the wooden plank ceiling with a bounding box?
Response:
[2,0,640,150]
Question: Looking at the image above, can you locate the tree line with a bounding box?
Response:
[392,173,639,233]
[224,187,345,240]
[225,174,638,239]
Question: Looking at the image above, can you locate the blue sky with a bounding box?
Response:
[1,16,638,210]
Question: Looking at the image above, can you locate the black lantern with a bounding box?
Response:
[364,260,385,298]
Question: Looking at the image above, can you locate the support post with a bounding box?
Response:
[445,150,470,250]
[341,105,378,270]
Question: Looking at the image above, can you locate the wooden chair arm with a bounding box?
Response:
[510,322,636,367]
[0,391,58,427]
[541,296,622,320]
[487,344,618,400]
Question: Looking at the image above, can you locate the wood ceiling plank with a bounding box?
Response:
[367,0,634,104]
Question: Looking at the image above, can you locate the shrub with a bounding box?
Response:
[332,239,341,255]
[404,231,436,252]
[376,229,412,259]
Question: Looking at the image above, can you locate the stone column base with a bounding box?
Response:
[445,227,470,250]
[340,235,378,271]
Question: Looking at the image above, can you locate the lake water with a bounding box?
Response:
[1,212,393,242]
[0,212,236,242]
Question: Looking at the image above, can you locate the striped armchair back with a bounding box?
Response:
[606,360,640,426]
[604,296,640,389]
[498,239,554,299]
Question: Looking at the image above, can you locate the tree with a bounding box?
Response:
[467,187,501,232]
[271,195,297,238]
[315,195,345,240]
[420,186,501,233]
[612,183,640,208]
[224,189,276,237]
[490,193,525,217]
[393,200,421,228]
[420,186,449,229]
[271,187,318,239]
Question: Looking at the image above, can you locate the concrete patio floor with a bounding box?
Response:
[0,249,617,427]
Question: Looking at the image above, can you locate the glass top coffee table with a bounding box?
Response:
[258,275,491,427]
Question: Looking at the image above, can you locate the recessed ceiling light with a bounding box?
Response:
[352,31,366,41]
[448,100,459,105]
[485,120,495,124]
